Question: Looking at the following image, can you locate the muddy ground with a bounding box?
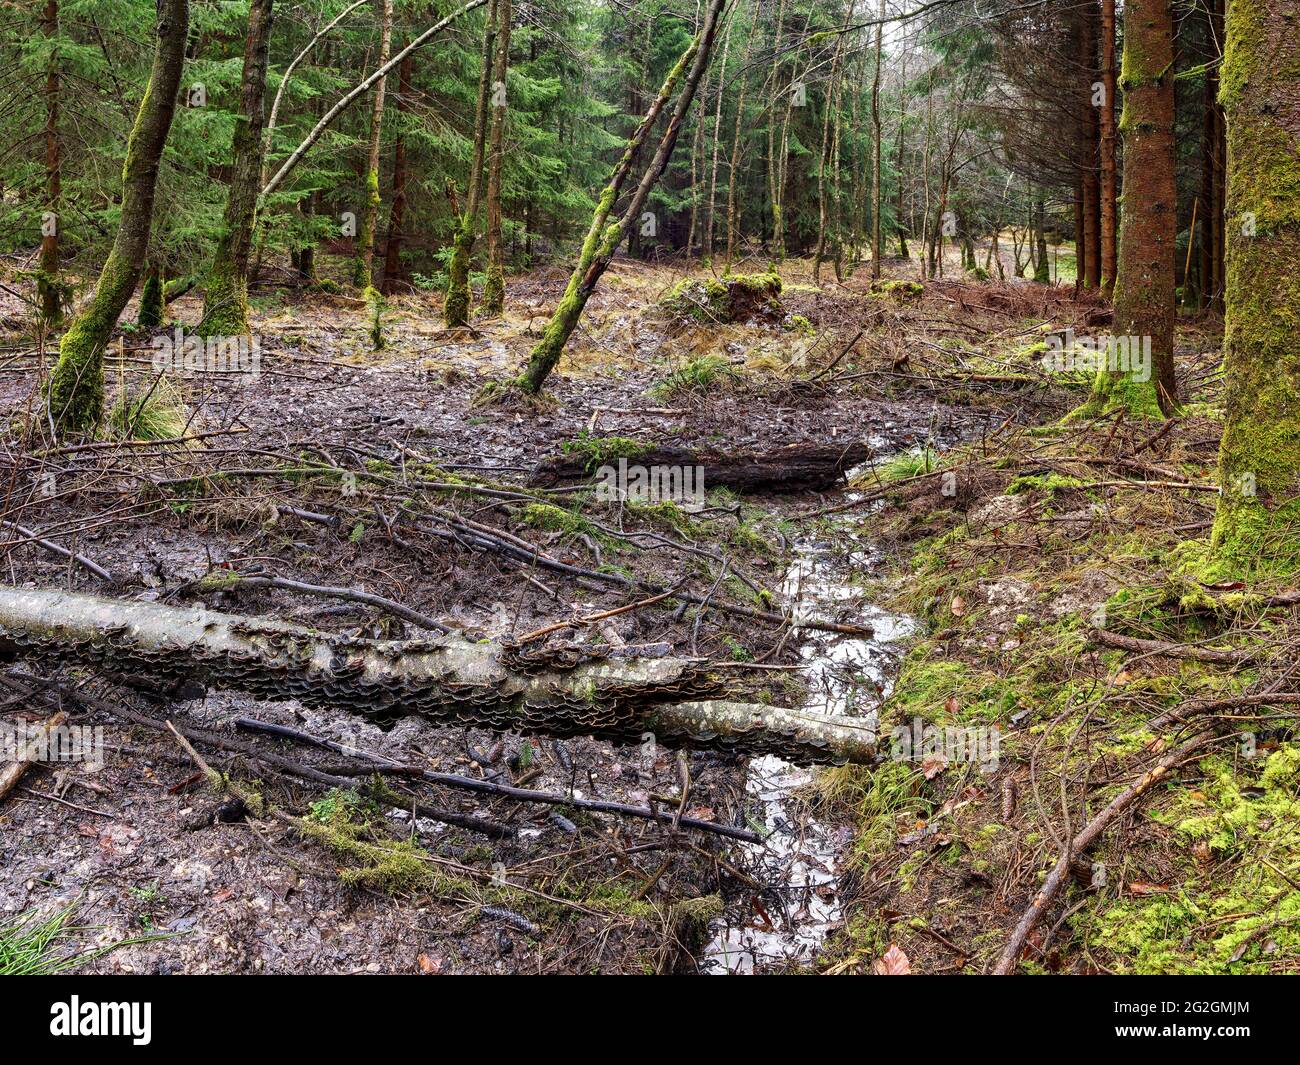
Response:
[7,252,1264,976]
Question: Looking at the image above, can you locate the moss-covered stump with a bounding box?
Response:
[663,271,783,323]
[868,279,924,303]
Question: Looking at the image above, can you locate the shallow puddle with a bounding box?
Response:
[702,454,916,973]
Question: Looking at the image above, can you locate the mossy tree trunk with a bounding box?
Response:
[37,0,62,328]
[481,0,511,316]
[443,0,497,326]
[46,0,188,434]
[1088,0,1177,416]
[1210,0,1300,570]
[353,0,393,289]
[199,0,275,338]
[137,260,163,327]
[518,0,728,394]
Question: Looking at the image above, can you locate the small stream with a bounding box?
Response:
[701,443,917,974]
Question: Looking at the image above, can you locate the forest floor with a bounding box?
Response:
[2,249,1296,975]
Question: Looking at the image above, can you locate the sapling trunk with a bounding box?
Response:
[518,0,728,394]
[353,0,393,288]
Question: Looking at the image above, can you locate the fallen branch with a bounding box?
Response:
[0,711,67,804]
[234,716,761,842]
[0,519,116,583]
[177,571,450,633]
[0,585,876,764]
[1093,628,1259,666]
[991,731,1215,974]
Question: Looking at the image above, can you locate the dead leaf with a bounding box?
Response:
[416,953,443,974]
[950,595,966,616]
[872,944,912,975]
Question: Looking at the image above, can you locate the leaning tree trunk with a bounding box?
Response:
[353,0,393,289]
[443,0,497,326]
[37,0,62,328]
[1209,0,1300,571]
[199,0,275,338]
[517,0,728,394]
[481,0,512,316]
[45,0,188,433]
[1087,0,1177,416]
[0,586,875,765]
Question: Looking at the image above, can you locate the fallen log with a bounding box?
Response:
[0,586,875,765]
[0,711,67,805]
[532,442,870,494]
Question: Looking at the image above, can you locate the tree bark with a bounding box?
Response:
[444,0,497,326]
[37,0,62,327]
[517,0,728,395]
[381,49,412,295]
[871,0,884,279]
[0,585,875,765]
[354,0,393,288]
[481,0,512,315]
[1090,0,1177,416]
[46,0,189,433]
[1210,0,1300,568]
[1099,0,1118,292]
[199,0,275,338]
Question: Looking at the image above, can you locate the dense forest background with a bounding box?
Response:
[0,0,1226,299]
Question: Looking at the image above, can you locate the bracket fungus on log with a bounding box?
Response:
[0,586,875,765]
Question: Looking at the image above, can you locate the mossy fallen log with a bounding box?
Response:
[0,586,875,765]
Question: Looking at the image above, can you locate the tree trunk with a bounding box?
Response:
[1200,0,1226,312]
[1089,0,1177,416]
[724,8,755,269]
[703,7,735,257]
[353,0,393,289]
[46,0,189,433]
[0,585,875,765]
[481,0,512,315]
[37,0,63,328]
[1099,0,1118,292]
[381,49,412,295]
[1080,0,1102,289]
[1210,0,1300,569]
[199,0,275,338]
[871,0,884,279]
[517,0,727,395]
[444,0,497,326]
